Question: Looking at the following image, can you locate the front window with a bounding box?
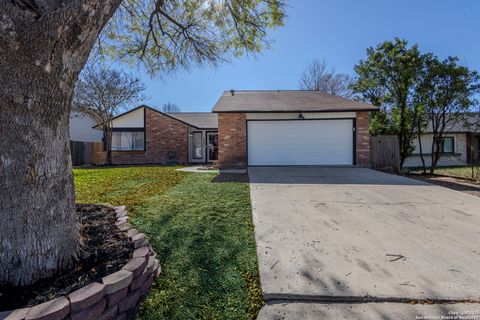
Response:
[191,132,203,159]
[441,137,454,153]
[111,131,144,151]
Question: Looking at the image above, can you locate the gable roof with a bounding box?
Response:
[212,90,378,113]
[93,105,218,129]
[167,112,218,129]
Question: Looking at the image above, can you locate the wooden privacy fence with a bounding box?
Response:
[370,135,400,170]
[70,141,103,166]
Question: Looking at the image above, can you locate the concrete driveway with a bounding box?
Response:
[249,167,480,317]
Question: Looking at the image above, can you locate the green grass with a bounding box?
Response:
[409,165,479,181]
[73,165,187,209]
[432,166,479,180]
[73,166,263,320]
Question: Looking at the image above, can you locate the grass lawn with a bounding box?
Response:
[409,166,479,182]
[73,165,263,320]
[432,166,479,181]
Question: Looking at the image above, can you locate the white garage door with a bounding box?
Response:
[247,119,354,166]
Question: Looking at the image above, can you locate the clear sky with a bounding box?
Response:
[116,0,480,112]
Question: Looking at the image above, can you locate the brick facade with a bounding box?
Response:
[96,108,372,167]
[216,112,372,168]
[218,113,247,168]
[355,111,371,167]
[97,108,189,165]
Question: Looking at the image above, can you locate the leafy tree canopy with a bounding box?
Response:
[416,55,480,173]
[351,38,426,166]
[99,0,286,75]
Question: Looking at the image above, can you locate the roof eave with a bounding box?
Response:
[212,108,380,113]
[93,105,203,130]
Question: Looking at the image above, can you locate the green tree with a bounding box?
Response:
[368,109,396,136]
[0,0,285,286]
[351,38,425,168]
[417,56,480,174]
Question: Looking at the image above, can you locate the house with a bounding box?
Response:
[96,90,379,167]
[405,115,480,167]
[94,106,219,164]
[70,111,103,142]
[213,90,378,168]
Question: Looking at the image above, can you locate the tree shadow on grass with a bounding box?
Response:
[133,180,259,319]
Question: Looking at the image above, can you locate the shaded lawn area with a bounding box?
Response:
[432,166,479,182]
[409,165,479,183]
[73,166,263,320]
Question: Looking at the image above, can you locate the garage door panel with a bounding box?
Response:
[247,120,353,166]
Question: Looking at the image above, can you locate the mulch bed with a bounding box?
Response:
[0,204,134,311]
[211,173,250,183]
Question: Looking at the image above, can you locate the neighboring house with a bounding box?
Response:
[70,111,103,142]
[405,115,480,167]
[96,90,378,167]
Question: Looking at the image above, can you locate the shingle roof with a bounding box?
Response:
[93,106,218,129]
[167,112,218,129]
[425,113,480,133]
[212,90,378,113]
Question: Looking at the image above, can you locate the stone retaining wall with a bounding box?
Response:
[1,206,160,320]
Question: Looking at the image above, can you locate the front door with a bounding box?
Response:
[207,132,218,162]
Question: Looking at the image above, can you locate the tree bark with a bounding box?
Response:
[430,135,443,175]
[104,125,113,165]
[417,130,426,175]
[0,0,121,286]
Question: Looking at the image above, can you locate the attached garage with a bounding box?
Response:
[212,90,378,169]
[247,119,354,166]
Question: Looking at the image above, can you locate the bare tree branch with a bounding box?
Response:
[161,102,181,112]
[73,62,146,164]
[298,59,354,98]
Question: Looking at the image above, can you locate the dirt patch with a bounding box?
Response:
[407,174,480,198]
[0,204,134,311]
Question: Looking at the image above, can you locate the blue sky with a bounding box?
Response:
[117,0,480,112]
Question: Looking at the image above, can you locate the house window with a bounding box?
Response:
[111,131,144,151]
[191,132,203,159]
[441,137,454,153]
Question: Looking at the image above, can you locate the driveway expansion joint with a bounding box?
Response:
[263,293,480,305]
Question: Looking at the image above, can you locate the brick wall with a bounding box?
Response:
[217,113,247,168]
[355,111,371,167]
[98,108,189,165]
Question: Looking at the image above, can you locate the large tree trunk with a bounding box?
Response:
[0,0,120,286]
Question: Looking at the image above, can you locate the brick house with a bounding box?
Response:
[95,91,378,168]
[95,106,219,165]
[213,90,378,168]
